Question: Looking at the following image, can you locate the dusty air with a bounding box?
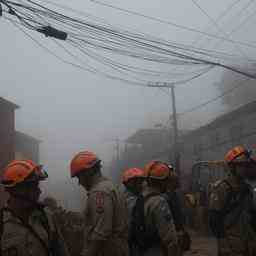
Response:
[0,0,256,255]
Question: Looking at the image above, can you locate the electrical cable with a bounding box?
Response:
[91,0,256,50]
[192,0,242,46]
[1,0,256,84]
[190,0,248,59]
[178,77,251,116]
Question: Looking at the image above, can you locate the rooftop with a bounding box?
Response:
[126,128,170,144]
[0,97,19,109]
[15,131,42,143]
[184,100,256,138]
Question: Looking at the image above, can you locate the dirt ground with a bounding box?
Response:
[184,232,217,256]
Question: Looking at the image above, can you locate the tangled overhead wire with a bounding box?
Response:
[0,0,256,87]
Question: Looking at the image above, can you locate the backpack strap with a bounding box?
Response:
[165,192,184,231]
[130,192,161,251]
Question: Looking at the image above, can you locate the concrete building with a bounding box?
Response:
[15,131,41,163]
[180,100,256,177]
[0,97,19,172]
[0,97,40,206]
[116,100,256,188]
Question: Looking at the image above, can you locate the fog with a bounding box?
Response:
[1,0,256,210]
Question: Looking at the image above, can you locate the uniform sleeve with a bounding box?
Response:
[152,197,178,254]
[88,191,113,241]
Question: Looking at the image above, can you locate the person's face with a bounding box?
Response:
[77,171,93,190]
[12,181,41,206]
[126,178,144,195]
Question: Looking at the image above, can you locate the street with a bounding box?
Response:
[185,233,217,256]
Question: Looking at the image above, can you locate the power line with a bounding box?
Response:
[229,6,256,35]
[5,17,153,87]
[211,0,256,51]
[190,0,248,59]
[91,0,256,50]
[0,0,214,81]
[37,0,256,64]
[38,0,109,24]
[2,0,256,86]
[191,0,242,46]
[168,1,256,121]
[206,0,255,54]
[178,77,251,117]
[179,1,256,117]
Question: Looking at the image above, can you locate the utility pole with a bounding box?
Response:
[148,82,180,175]
[114,138,120,163]
[170,85,180,176]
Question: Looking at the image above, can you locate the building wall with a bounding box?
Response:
[112,102,256,186]
[0,102,16,207]
[179,109,256,188]
[15,132,40,163]
[0,104,15,172]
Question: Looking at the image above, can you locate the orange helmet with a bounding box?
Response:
[144,161,171,180]
[1,160,48,188]
[122,168,144,184]
[225,146,251,164]
[70,151,101,177]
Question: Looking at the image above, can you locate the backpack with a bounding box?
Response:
[164,192,184,231]
[129,193,160,252]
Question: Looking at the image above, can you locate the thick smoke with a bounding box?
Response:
[217,65,256,110]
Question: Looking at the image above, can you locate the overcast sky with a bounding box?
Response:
[1,0,256,209]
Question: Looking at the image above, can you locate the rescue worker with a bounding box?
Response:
[163,166,191,253]
[209,146,256,256]
[122,168,145,227]
[70,150,129,256]
[136,160,179,256]
[0,159,70,256]
[122,168,145,255]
